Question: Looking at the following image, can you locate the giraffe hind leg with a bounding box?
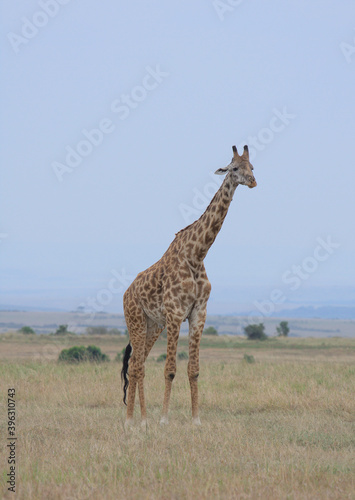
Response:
[123,294,147,428]
[125,329,146,427]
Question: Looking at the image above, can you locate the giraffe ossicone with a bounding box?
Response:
[121,145,257,427]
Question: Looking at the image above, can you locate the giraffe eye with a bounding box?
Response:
[233,167,238,171]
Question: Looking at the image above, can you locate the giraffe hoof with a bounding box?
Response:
[160,416,169,426]
[192,417,201,426]
[124,419,134,431]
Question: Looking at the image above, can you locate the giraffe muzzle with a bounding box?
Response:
[247,177,257,188]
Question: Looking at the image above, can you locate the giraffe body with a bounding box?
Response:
[122,145,257,427]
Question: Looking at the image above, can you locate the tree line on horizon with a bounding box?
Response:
[17,321,290,339]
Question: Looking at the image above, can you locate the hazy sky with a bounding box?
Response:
[1,1,355,314]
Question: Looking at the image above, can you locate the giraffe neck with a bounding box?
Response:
[181,175,237,265]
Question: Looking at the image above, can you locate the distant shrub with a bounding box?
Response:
[244,323,267,341]
[54,325,72,336]
[276,321,290,337]
[243,353,255,364]
[58,345,109,363]
[157,353,167,362]
[19,326,35,335]
[178,351,188,360]
[115,347,127,362]
[203,326,218,336]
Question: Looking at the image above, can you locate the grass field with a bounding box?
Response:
[1,334,355,499]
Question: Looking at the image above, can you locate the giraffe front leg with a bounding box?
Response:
[160,319,181,425]
[188,307,207,425]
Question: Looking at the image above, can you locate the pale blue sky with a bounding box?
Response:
[1,1,355,314]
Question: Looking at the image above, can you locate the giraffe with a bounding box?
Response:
[121,145,257,429]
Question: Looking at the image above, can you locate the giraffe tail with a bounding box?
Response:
[121,343,132,405]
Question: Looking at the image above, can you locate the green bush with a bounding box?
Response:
[244,323,267,340]
[203,326,218,336]
[86,345,110,362]
[58,345,109,363]
[243,353,255,364]
[19,326,35,335]
[157,353,167,362]
[276,321,290,337]
[58,346,86,362]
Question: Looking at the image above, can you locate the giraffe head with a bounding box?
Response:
[215,145,257,188]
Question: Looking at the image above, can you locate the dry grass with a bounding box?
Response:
[0,336,355,499]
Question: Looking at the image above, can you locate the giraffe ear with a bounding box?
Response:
[243,145,249,159]
[232,145,240,160]
[214,167,229,175]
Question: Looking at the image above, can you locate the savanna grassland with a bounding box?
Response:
[0,333,355,499]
